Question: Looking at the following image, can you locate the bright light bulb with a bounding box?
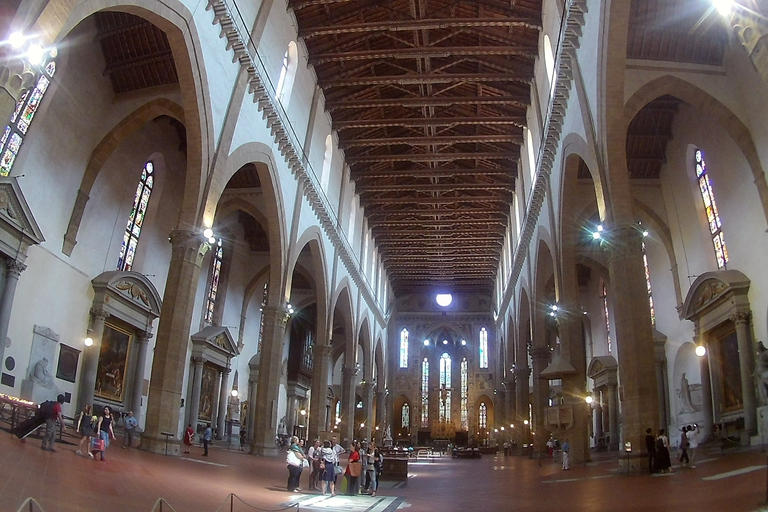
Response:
[436,293,452,307]
[695,345,706,357]
[231,389,239,397]
[27,44,44,65]
[461,340,466,346]
[84,337,94,347]
[585,395,593,404]
[423,340,429,346]
[9,32,25,49]
[203,228,213,239]
[592,231,601,240]
[713,0,732,16]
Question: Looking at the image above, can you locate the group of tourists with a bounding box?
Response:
[286,435,383,497]
[645,424,700,474]
[74,404,119,462]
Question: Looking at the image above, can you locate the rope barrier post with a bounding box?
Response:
[28,500,32,512]
[230,494,234,512]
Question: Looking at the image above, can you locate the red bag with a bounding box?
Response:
[91,438,105,452]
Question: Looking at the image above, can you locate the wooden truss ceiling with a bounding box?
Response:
[291,0,542,295]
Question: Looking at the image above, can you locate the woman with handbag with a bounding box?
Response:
[286,436,306,492]
[95,406,116,463]
[319,440,337,496]
[183,424,195,454]
[345,441,362,496]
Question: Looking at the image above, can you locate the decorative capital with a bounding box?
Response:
[5,259,26,277]
[90,308,109,322]
[529,347,551,361]
[731,311,751,325]
[168,229,209,266]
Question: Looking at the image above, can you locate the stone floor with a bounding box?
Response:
[2,431,768,512]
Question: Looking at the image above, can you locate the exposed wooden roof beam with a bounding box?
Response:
[327,96,526,110]
[351,167,514,178]
[300,18,540,38]
[312,46,537,65]
[322,73,531,88]
[289,0,356,9]
[334,116,525,130]
[364,195,511,205]
[365,208,506,216]
[341,134,522,148]
[357,183,513,193]
[347,152,518,163]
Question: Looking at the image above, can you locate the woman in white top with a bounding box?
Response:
[320,440,337,496]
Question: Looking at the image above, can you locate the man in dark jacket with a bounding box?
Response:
[645,428,656,474]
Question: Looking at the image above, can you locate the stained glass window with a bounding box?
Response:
[695,149,729,268]
[257,282,268,353]
[439,353,452,422]
[302,330,313,371]
[117,161,154,270]
[204,239,223,324]
[479,402,487,430]
[479,328,489,369]
[335,401,341,428]
[1,49,57,176]
[401,403,410,429]
[276,50,289,101]
[461,358,468,429]
[399,328,409,368]
[642,242,656,326]
[602,282,612,354]
[421,357,429,428]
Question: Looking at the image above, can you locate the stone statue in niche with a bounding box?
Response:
[755,341,768,404]
[677,372,699,414]
[278,416,288,436]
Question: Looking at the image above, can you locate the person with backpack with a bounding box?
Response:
[41,394,65,452]
[75,404,96,457]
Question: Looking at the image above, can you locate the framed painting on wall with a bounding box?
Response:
[56,344,80,383]
[95,323,132,403]
[199,364,217,422]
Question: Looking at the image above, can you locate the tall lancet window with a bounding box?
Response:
[257,282,268,353]
[479,402,488,430]
[117,161,154,270]
[439,353,452,422]
[641,241,655,325]
[421,357,429,427]
[204,239,223,324]
[602,282,611,354]
[401,403,410,429]
[479,328,489,368]
[460,358,468,429]
[399,328,409,368]
[1,49,57,176]
[695,149,729,268]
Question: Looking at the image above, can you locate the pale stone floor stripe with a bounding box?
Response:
[286,494,401,511]
[177,457,228,467]
[542,474,616,484]
[702,465,765,481]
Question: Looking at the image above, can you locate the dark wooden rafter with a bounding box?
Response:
[291,0,543,295]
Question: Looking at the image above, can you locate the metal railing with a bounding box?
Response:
[17,494,300,512]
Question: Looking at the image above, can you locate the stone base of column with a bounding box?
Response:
[617,452,649,474]
[252,442,280,457]
[138,433,182,457]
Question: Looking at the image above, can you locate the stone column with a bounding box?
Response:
[375,389,386,444]
[79,309,108,411]
[607,383,619,450]
[216,368,230,439]
[341,365,358,446]
[131,331,152,424]
[361,381,374,442]
[0,260,25,369]
[286,392,298,437]
[594,402,603,442]
[247,355,260,451]
[141,230,209,455]
[654,335,669,432]
[529,347,551,453]
[698,347,714,438]
[252,305,289,456]
[605,224,660,454]
[188,357,205,431]
[514,366,531,446]
[733,312,757,432]
[308,343,332,442]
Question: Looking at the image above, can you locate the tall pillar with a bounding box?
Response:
[309,343,332,442]
[79,309,108,411]
[0,260,25,370]
[252,305,289,455]
[514,366,531,446]
[654,335,669,432]
[217,368,230,439]
[188,357,205,431]
[141,230,209,455]
[131,331,152,424]
[594,403,603,442]
[341,365,358,446]
[529,347,550,452]
[247,356,260,451]
[361,381,374,442]
[375,389,386,444]
[733,312,757,432]
[605,225,659,454]
[698,346,714,438]
[607,383,619,450]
